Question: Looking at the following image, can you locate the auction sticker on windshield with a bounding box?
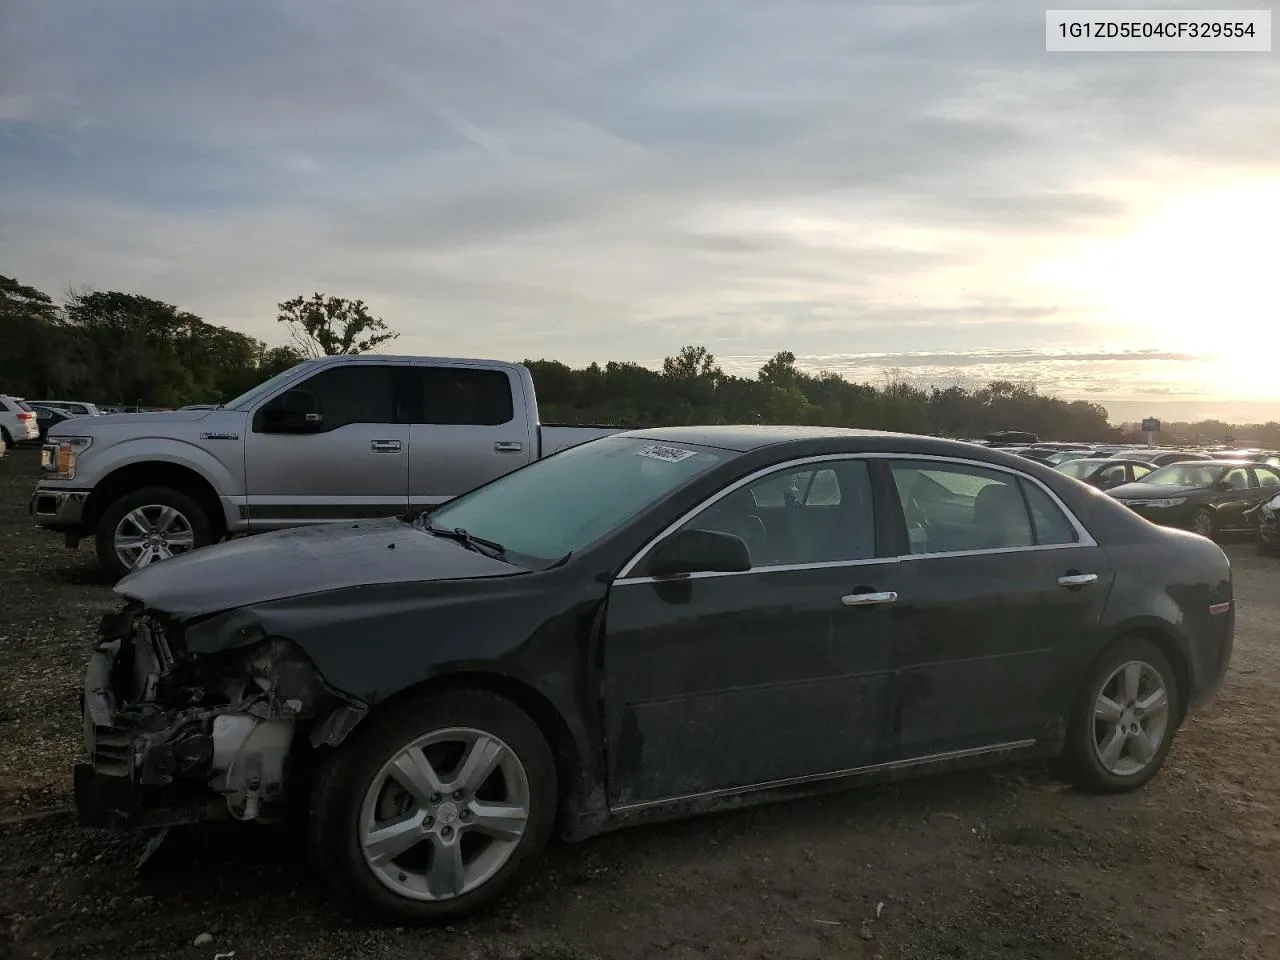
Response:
[634,444,698,463]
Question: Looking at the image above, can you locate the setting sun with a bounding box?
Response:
[1033,180,1280,395]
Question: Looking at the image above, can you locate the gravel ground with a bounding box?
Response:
[2,446,1279,960]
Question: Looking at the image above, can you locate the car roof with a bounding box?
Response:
[620,425,900,452]
[621,424,1012,457]
[1165,459,1259,468]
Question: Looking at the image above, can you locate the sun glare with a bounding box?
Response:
[1031,180,1280,398]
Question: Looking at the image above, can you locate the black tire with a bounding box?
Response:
[94,487,213,580]
[1188,507,1215,540]
[1061,636,1181,794]
[310,688,558,924]
[0,427,12,448]
[1256,521,1278,556]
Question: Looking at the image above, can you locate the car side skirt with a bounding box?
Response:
[561,738,1045,841]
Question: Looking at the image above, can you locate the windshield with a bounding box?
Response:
[224,360,322,410]
[427,436,730,564]
[1141,463,1226,487]
[1057,459,1103,478]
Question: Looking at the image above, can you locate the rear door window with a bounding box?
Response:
[1018,479,1079,545]
[408,367,515,426]
[889,461,1043,554]
[1252,466,1280,489]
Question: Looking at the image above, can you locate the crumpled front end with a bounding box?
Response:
[75,605,364,829]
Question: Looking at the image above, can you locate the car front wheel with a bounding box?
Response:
[1188,508,1215,539]
[1061,637,1180,794]
[95,487,212,580]
[310,688,557,923]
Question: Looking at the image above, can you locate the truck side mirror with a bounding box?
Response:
[258,390,323,433]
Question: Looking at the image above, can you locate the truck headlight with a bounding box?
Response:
[42,437,93,480]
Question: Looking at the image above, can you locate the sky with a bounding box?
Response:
[2,0,1279,422]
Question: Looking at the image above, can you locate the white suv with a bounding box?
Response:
[0,396,40,446]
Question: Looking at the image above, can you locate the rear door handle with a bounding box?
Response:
[494,441,523,453]
[841,591,898,606]
[370,440,402,453]
[1057,573,1098,587]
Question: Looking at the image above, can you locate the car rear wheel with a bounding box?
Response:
[95,487,212,580]
[310,688,557,923]
[1061,637,1180,794]
[1189,508,1215,539]
[0,427,12,448]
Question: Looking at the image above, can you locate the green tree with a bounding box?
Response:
[277,293,398,358]
[662,344,721,381]
[0,275,67,398]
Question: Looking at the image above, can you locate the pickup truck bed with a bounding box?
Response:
[32,355,626,578]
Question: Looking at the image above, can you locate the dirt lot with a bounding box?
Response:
[2,447,1278,960]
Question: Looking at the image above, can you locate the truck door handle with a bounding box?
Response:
[1057,573,1098,587]
[370,440,402,453]
[841,591,898,606]
[494,442,523,453]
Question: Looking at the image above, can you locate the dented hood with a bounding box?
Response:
[114,519,521,618]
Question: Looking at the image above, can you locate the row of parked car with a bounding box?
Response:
[0,395,92,450]
[979,439,1280,549]
[0,396,187,454]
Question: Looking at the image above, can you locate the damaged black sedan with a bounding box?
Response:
[76,428,1235,922]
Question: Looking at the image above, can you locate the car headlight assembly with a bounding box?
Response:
[42,436,93,480]
[1145,497,1187,508]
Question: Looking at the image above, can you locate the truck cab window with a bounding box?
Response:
[414,367,515,425]
[257,365,399,430]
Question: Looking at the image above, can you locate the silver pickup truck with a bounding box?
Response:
[32,355,622,578]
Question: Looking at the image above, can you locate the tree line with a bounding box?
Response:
[2,273,1273,444]
[0,276,395,409]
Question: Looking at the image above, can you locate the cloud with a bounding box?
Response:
[2,0,1279,407]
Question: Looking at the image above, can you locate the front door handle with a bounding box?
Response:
[494,441,523,453]
[370,440,402,453]
[841,591,898,606]
[1057,573,1098,587]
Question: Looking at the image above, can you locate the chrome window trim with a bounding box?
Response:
[613,451,1096,583]
[609,737,1038,814]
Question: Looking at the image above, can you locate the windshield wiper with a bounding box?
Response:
[418,516,507,558]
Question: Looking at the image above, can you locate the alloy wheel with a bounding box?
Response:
[359,727,530,902]
[1092,661,1170,777]
[113,504,196,570]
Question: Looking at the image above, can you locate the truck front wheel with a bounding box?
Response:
[95,487,213,580]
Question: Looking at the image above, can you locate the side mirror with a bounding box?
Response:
[649,529,751,578]
[1214,480,1231,492]
[259,390,323,433]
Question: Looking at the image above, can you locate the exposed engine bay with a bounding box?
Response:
[76,605,364,829]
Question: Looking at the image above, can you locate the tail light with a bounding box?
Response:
[17,412,34,421]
